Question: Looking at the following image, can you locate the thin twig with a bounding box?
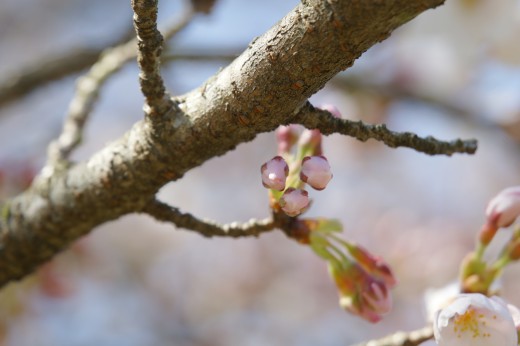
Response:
[131,0,173,116]
[45,9,195,169]
[162,8,196,41]
[0,28,137,108]
[45,39,137,168]
[330,75,487,126]
[353,326,433,346]
[295,102,477,156]
[0,9,196,111]
[143,199,276,238]
[0,49,101,108]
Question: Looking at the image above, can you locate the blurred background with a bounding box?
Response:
[1,0,520,345]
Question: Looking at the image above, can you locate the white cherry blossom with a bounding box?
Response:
[434,293,517,346]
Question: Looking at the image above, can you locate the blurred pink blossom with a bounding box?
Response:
[319,104,342,118]
[298,129,322,156]
[486,186,520,229]
[276,125,299,154]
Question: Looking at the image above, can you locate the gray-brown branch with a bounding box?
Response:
[143,199,275,237]
[0,49,102,108]
[0,10,195,111]
[296,102,477,156]
[45,9,195,167]
[0,0,446,287]
[353,326,433,346]
[132,0,172,115]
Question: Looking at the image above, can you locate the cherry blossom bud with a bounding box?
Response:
[330,263,392,323]
[362,280,392,317]
[509,241,520,260]
[320,104,342,118]
[279,188,309,217]
[347,243,397,288]
[298,129,322,156]
[479,223,498,246]
[276,125,299,154]
[300,156,333,191]
[261,156,289,191]
[433,293,518,346]
[486,186,520,229]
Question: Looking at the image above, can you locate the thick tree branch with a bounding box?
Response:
[353,326,433,346]
[0,0,446,287]
[143,199,275,237]
[295,102,477,156]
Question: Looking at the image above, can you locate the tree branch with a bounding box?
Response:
[353,326,433,346]
[295,102,477,156]
[0,6,196,110]
[162,51,239,62]
[44,41,137,168]
[45,9,195,168]
[0,0,445,287]
[330,75,473,123]
[0,49,104,108]
[143,199,276,237]
[131,0,173,116]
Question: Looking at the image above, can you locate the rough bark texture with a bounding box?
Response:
[0,0,445,287]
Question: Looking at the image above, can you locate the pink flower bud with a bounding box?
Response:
[346,243,397,288]
[330,263,392,323]
[261,156,289,191]
[479,223,498,246]
[320,104,342,118]
[486,186,520,229]
[300,156,332,191]
[433,293,518,346]
[279,188,309,217]
[362,280,392,316]
[276,125,299,154]
[298,129,322,156]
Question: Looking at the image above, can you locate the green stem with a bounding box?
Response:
[475,242,486,261]
[327,242,351,269]
[491,255,510,272]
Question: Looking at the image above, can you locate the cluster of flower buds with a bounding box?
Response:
[261,105,397,323]
[461,186,520,294]
[433,293,520,346]
[261,155,332,216]
[303,219,396,323]
[260,105,339,217]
